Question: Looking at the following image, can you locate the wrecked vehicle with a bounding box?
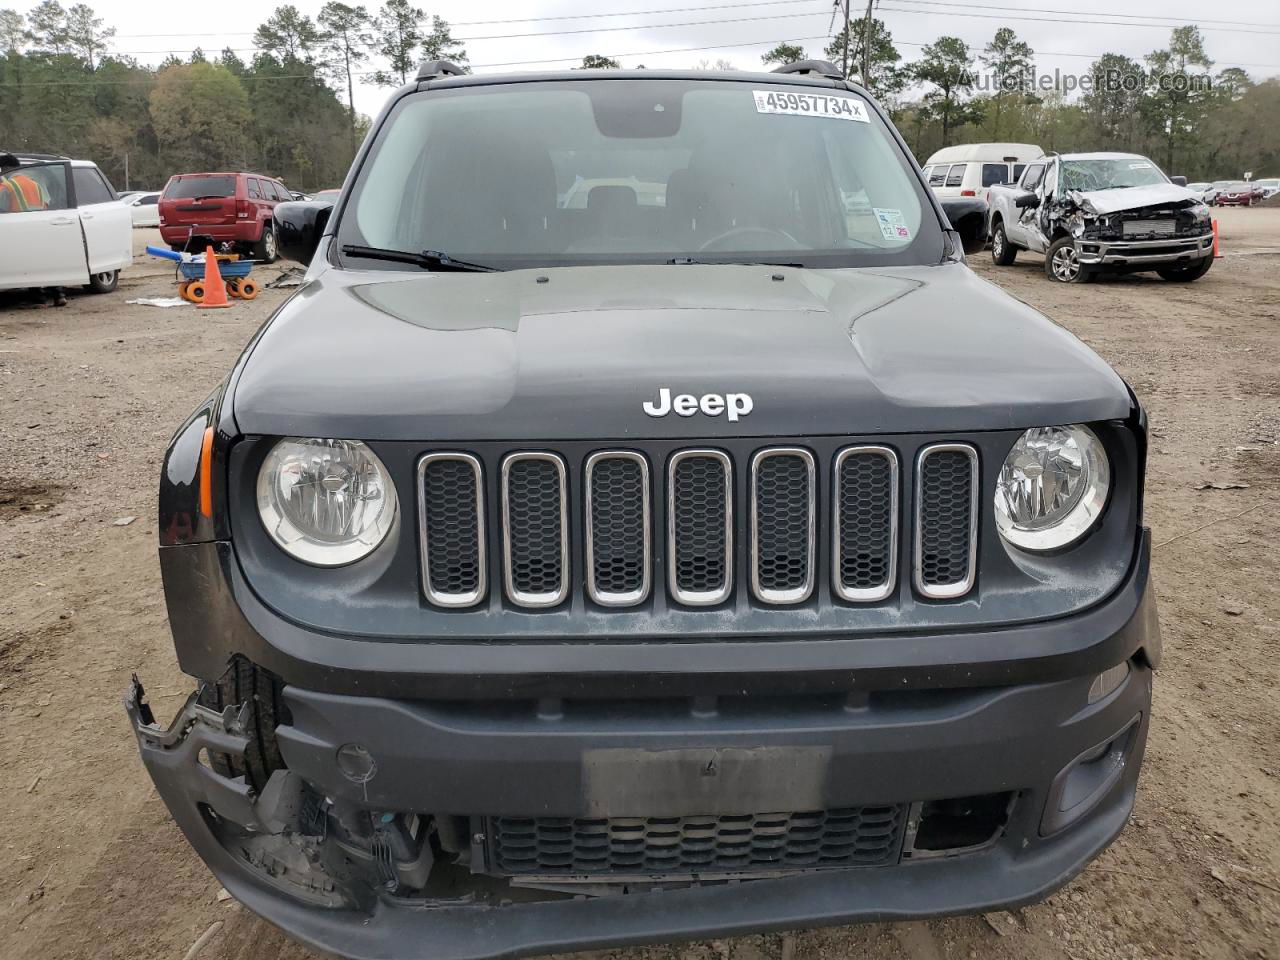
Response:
[988,152,1214,283]
[128,61,1158,960]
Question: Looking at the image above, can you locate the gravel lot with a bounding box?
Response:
[2,211,1277,960]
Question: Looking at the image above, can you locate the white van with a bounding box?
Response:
[921,143,1044,202]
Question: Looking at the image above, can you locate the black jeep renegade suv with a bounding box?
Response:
[128,60,1158,960]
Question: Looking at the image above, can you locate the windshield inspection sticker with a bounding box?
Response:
[753,90,869,122]
[873,208,911,240]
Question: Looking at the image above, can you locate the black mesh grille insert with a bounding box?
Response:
[421,458,482,600]
[671,454,729,599]
[837,451,895,594]
[753,453,812,597]
[588,456,647,600]
[918,448,975,589]
[488,806,907,876]
[505,457,565,600]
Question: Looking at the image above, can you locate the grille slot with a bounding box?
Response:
[417,453,486,608]
[915,444,978,599]
[502,453,569,608]
[488,806,907,877]
[667,450,733,606]
[833,446,899,602]
[585,452,651,606]
[750,448,816,604]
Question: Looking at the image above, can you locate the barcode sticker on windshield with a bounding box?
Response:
[1129,162,1153,169]
[753,90,869,122]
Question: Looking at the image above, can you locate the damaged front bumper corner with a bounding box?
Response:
[124,678,350,911]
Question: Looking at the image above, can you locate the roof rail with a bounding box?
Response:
[770,60,845,79]
[416,60,467,82]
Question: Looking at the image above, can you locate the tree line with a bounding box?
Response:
[0,0,469,192]
[761,21,1279,181]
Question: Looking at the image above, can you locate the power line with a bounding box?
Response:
[100,0,836,38]
[886,0,1280,31]
[876,3,1280,36]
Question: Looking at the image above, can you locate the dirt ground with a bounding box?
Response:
[2,211,1278,960]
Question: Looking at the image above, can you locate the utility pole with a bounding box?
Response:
[861,0,875,89]
[837,0,850,78]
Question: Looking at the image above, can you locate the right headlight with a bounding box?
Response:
[994,425,1110,552]
[257,437,397,566]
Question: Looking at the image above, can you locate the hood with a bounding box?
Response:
[1068,183,1199,216]
[232,262,1131,441]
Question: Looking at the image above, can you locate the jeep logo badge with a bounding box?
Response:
[643,387,753,422]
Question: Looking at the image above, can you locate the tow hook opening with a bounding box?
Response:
[902,792,1015,859]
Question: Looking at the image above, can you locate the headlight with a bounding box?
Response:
[994,425,1110,552]
[257,438,397,566]
[1190,202,1210,222]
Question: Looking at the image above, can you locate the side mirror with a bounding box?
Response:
[1014,191,1041,210]
[939,197,989,256]
[274,200,333,264]
[1170,175,1188,187]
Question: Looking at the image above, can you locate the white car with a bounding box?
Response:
[0,155,133,295]
[127,190,162,227]
[1186,182,1219,205]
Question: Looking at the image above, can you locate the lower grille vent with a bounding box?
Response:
[488,806,906,876]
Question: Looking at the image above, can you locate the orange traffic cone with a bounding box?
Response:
[197,245,232,309]
[1212,219,1222,259]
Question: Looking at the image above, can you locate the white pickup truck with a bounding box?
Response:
[986,151,1214,284]
[0,153,133,296]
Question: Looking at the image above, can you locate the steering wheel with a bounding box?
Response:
[698,226,801,252]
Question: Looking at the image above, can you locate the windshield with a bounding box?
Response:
[165,175,237,199]
[339,79,942,269]
[1059,158,1169,192]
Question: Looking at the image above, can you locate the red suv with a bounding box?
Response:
[158,172,290,260]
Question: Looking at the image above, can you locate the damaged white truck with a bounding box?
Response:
[987,152,1214,283]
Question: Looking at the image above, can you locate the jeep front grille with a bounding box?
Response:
[585,452,651,606]
[914,444,979,598]
[416,440,983,610]
[501,453,569,608]
[486,805,907,877]
[833,446,898,602]
[417,453,486,607]
[668,450,734,606]
[750,448,816,604]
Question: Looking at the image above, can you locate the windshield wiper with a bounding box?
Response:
[341,244,501,272]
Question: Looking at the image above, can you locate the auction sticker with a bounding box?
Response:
[873,208,911,241]
[753,89,869,122]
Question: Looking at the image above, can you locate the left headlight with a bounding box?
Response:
[994,425,1110,552]
[257,438,397,566]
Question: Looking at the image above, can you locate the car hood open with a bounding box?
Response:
[231,261,1132,441]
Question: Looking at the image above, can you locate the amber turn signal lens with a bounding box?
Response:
[199,427,214,519]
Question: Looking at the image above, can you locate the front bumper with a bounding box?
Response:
[1076,232,1213,266]
[128,534,1158,960]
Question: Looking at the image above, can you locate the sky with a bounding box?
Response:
[60,0,1280,119]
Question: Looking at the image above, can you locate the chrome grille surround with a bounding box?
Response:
[832,445,899,603]
[416,452,487,608]
[749,447,817,605]
[501,452,570,608]
[584,450,652,607]
[913,443,979,600]
[667,449,734,607]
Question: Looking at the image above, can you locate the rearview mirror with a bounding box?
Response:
[939,197,988,256]
[1014,192,1041,210]
[274,200,333,264]
[1170,175,1188,187]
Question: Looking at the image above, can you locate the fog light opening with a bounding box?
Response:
[902,792,1014,860]
[336,743,377,783]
